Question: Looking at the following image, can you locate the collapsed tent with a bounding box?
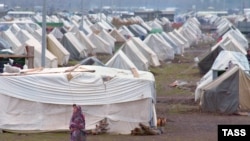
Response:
[0,65,157,134]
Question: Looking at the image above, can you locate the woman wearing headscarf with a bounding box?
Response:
[69,104,86,141]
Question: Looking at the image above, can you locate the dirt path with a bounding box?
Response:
[165,112,250,141]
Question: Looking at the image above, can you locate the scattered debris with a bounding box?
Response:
[157,117,167,127]
[86,118,110,135]
[131,123,164,135]
[235,112,250,116]
[169,80,188,87]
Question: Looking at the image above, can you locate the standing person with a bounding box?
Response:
[69,104,86,141]
[246,49,250,63]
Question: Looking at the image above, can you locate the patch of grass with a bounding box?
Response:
[151,62,200,97]
[0,132,167,141]
[0,132,69,141]
[66,60,79,66]
[168,104,198,114]
[166,87,192,96]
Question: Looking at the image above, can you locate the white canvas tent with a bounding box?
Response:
[143,34,175,61]
[0,65,157,134]
[50,27,64,41]
[110,29,127,43]
[186,17,201,33]
[91,21,112,32]
[220,36,247,55]
[25,39,58,68]
[106,49,139,72]
[74,30,97,55]
[9,23,21,34]
[186,23,201,38]
[166,32,185,55]
[71,19,80,28]
[98,29,116,51]
[88,33,113,55]
[223,29,248,50]
[128,24,148,38]
[15,29,33,43]
[14,22,39,34]
[131,37,160,67]
[119,26,135,38]
[47,34,70,66]
[79,19,93,35]
[121,39,149,71]
[216,19,232,38]
[146,21,163,30]
[211,32,247,55]
[68,25,79,33]
[0,38,11,50]
[172,29,190,48]
[160,32,182,55]
[198,33,247,75]
[61,32,88,60]
[178,26,198,45]
[0,29,24,54]
[31,28,42,42]
[15,30,58,68]
[140,22,152,32]
[99,19,114,30]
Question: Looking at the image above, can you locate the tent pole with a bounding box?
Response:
[41,0,47,67]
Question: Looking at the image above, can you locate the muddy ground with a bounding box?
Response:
[151,44,250,141]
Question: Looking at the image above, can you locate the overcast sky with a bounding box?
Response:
[0,0,249,12]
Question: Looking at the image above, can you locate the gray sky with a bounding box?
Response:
[0,0,249,12]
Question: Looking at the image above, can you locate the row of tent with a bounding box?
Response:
[195,15,250,114]
[1,11,238,134]
[0,13,207,73]
[0,12,208,134]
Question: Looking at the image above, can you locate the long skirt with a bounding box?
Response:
[70,129,86,141]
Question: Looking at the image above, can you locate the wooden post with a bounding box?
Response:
[26,46,34,68]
